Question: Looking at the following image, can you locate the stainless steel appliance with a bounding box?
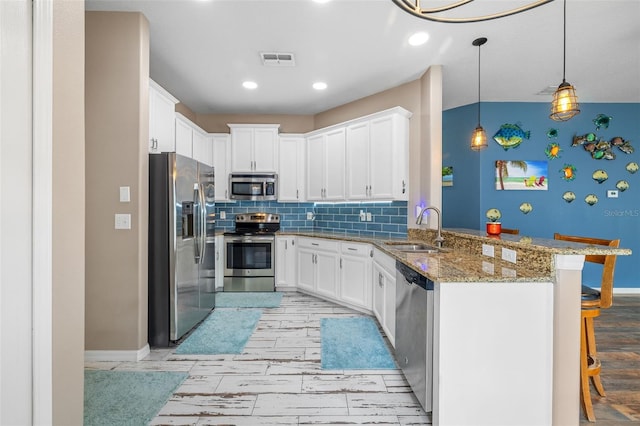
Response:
[229,173,278,201]
[395,260,434,412]
[148,152,216,347]
[223,212,280,292]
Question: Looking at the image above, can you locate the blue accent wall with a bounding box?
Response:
[443,102,640,289]
[215,201,408,239]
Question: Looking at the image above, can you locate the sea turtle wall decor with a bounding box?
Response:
[545,142,562,160]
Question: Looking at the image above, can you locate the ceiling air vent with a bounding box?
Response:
[260,52,296,67]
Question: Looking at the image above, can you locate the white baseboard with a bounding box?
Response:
[85,344,150,362]
[614,288,640,295]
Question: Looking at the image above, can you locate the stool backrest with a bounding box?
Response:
[553,233,620,308]
[501,228,519,235]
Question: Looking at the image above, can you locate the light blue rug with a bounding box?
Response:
[84,370,187,426]
[175,308,262,354]
[215,291,283,308]
[321,317,397,369]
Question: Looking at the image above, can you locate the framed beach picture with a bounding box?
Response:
[495,160,548,190]
[442,166,453,187]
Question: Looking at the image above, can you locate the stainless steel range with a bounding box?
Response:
[223,212,280,292]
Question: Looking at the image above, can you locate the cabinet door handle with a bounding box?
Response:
[369,185,372,197]
[311,242,319,246]
[296,189,299,199]
[225,189,228,199]
[347,247,357,251]
[285,240,288,250]
[370,250,373,258]
[291,239,295,246]
[340,258,343,268]
[402,180,406,194]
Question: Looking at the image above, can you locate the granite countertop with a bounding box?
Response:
[276,228,631,284]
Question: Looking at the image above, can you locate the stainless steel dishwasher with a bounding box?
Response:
[395,260,434,412]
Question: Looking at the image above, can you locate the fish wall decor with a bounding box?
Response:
[493,123,530,150]
[572,134,633,159]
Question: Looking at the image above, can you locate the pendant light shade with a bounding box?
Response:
[471,37,488,151]
[471,126,487,151]
[550,0,579,121]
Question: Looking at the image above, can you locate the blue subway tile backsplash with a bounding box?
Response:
[215,200,408,239]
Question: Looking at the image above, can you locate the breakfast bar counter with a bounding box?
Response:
[278,228,631,425]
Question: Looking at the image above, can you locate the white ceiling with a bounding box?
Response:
[85,0,640,115]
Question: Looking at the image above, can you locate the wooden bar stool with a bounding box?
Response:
[554,233,620,422]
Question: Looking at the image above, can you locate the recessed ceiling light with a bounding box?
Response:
[242,81,258,90]
[408,32,429,46]
[313,82,328,90]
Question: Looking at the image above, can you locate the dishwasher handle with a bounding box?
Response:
[396,260,434,291]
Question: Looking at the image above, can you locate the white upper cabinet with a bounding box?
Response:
[229,124,279,172]
[175,114,193,158]
[278,134,306,202]
[306,127,345,201]
[192,129,213,166]
[345,107,411,201]
[149,79,178,153]
[212,133,231,201]
[175,112,213,165]
[345,121,370,200]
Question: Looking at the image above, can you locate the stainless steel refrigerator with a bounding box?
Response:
[148,152,216,347]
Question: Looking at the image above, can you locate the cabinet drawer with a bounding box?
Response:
[297,237,339,252]
[340,241,371,257]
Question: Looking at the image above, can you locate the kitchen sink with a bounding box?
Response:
[384,242,441,253]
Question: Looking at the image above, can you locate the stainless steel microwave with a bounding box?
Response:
[229,173,278,201]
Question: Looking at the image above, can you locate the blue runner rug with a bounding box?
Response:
[321,316,396,369]
[84,370,187,426]
[175,308,262,354]
[215,291,283,308]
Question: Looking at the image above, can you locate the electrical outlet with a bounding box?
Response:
[501,267,517,278]
[482,244,494,257]
[115,213,131,230]
[366,212,372,222]
[359,210,366,221]
[607,190,618,198]
[482,261,495,275]
[220,211,226,220]
[306,212,315,220]
[501,247,517,263]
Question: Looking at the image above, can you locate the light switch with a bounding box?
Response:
[366,212,372,222]
[119,186,130,202]
[115,214,131,230]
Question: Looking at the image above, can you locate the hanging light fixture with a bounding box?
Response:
[391,0,553,23]
[471,37,487,151]
[550,0,580,121]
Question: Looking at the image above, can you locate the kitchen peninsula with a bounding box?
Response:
[275,228,631,426]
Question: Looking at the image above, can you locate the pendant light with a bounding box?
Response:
[550,0,580,121]
[391,0,553,23]
[470,37,488,151]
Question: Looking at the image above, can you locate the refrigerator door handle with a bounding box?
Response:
[199,182,206,264]
[193,183,201,263]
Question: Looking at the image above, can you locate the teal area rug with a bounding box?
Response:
[321,317,397,369]
[84,370,187,426]
[175,308,262,354]
[215,291,283,308]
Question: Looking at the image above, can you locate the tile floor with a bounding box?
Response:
[86,292,640,425]
[86,292,431,425]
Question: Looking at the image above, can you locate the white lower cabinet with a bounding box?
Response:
[297,238,340,298]
[339,242,372,310]
[215,235,225,291]
[372,248,396,347]
[276,236,297,288]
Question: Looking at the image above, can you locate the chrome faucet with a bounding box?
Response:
[416,206,445,248]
